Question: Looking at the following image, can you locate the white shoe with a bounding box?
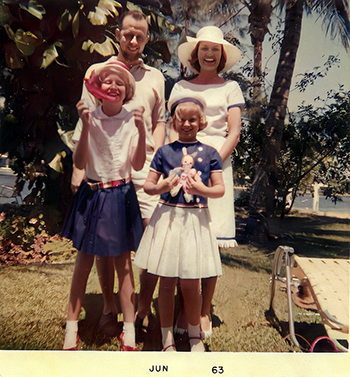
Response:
[200,321,213,339]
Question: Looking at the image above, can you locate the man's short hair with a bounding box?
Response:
[119,10,148,29]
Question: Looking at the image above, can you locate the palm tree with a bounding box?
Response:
[246,0,273,102]
[249,0,350,225]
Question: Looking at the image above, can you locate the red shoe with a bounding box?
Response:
[63,334,79,350]
[162,344,176,352]
[118,332,138,351]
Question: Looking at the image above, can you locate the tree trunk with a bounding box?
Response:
[247,0,303,245]
[250,0,304,217]
[248,0,273,101]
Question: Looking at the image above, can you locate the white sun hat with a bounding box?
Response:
[178,25,242,73]
[168,90,207,116]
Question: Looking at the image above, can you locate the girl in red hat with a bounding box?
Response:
[62,61,146,351]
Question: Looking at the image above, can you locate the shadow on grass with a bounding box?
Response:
[220,251,272,274]
[77,293,163,351]
[267,215,350,258]
[236,210,350,259]
[78,293,116,347]
[265,308,328,352]
[77,292,225,352]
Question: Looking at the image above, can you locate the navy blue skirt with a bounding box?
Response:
[61,180,144,256]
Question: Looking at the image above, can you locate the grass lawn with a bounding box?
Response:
[0,208,349,353]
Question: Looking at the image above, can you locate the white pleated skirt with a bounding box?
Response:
[134,203,222,279]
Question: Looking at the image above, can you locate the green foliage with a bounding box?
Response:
[294,55,341,92]
[233,115,265,185]
[233,88,350,213]
[0,211,47,252]
[279,88,350,211]
[0,0,125,209]
[0,202,68,264]
[0,0,178,209]
[234,189,250,208]
[286,88,350,195]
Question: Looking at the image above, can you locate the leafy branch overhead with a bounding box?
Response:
[2,0,123,70]
[0,0,178,208]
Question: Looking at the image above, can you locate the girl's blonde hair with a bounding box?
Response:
[170,101,207,131]
[98,65,135,103]
[85,61,135,104]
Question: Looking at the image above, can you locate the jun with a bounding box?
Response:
[149,365,169,373]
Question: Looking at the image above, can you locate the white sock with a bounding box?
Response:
[188,324,205,352]
[63,320,78,349]
[123,322,135,348]
[161,327,175,350]
[174,323,187,335]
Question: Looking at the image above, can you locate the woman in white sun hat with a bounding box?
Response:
[168,25,245,338]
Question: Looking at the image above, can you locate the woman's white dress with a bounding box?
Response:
[169,80,245,247]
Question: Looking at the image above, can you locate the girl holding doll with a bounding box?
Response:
[134,93,224,352]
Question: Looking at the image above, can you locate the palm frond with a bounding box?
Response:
[312,0,350,51]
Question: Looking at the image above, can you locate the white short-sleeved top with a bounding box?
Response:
[169,80,245,149]
[73,57,165,153]
[85,106,138,182]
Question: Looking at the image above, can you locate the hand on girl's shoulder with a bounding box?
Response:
[132,106,145,117]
